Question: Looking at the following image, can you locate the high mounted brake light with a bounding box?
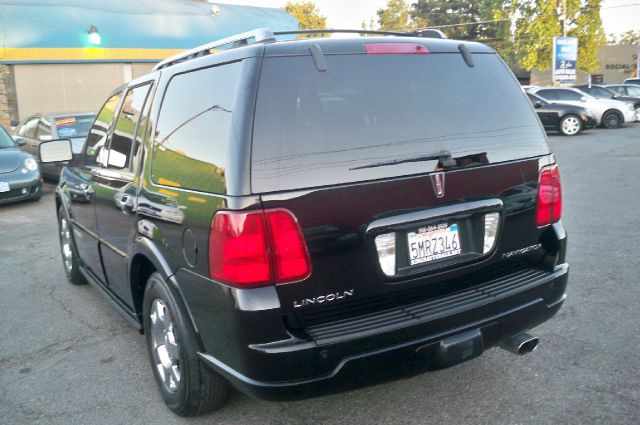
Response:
[209,209,311,288]
[364,43,429,55]
[536,165,562,227]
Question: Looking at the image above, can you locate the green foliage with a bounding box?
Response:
[376,0,420,31]
[283,1,327,37]
[409,0,501,40]
[609,30,640,45]
[515,0,606,73]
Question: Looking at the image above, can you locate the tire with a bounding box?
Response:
[57,207,86,285]
[143,273,230,416]
[558,114,582,136]
[601,109,624,129]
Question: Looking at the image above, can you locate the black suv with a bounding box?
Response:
[54,28,568,416]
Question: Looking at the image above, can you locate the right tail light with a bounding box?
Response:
[536,165,562,227]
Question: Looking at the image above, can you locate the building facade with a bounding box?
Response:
[531,44,639,86]
[0,0,297,127]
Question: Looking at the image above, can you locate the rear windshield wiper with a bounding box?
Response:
[350,150,456,171]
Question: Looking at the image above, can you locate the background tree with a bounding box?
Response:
[410,0,483,40]
[514,0,606,73]
[376,0,426,31]
[616,30,640,45]
[283,1,327,37]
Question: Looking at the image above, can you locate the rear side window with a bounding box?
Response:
[626,86,640,96]
[152,61,241,194]
[557,90,582,101]
[537,90,559,100]
[107,83,151,170]
[55,115,95,139]
[252,53,549,193]
[85,93,122,167]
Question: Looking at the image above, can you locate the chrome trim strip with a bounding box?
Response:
[366,198,503,234]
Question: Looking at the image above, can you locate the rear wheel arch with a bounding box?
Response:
[128,241,199,341]
[130,253,158,324]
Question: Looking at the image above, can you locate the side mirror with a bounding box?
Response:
[38,134,53,142]
[580,96,588,101]
[39,139,73,163]
[534,101,543,108]
[14,137,27,147]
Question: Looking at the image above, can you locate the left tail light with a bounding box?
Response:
[209,209,311,288]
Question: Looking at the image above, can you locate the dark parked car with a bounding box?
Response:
[54,29,569,416]
[0,125,41,204]
[13,112,95,179]
[526,92,596,135]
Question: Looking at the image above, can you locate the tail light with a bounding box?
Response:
[209,209,311,288]
[536,165,562,227]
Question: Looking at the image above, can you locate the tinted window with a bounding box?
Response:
[37,118,52,138]
[85,93,122,166]
[152,62,241,194]
[107,84,151,170]
[537,90,559,100]
[54,115,95,139]
[252,54,549,193]
[626,86,640,96]
[589,87,613,98]
[527,93,545,104]
[609,86,625,95]
[556,90,582,101]
[131,88,154,174]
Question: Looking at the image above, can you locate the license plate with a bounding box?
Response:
[407,223,461,265]
[0,182,9,193]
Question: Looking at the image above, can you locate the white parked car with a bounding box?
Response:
[528,87,635,128]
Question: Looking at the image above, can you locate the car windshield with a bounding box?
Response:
[0,126,16,148]
[55,115,95,139]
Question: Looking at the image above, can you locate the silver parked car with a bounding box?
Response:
[528,87,636,128]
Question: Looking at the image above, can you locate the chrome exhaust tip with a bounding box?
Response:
[499,332,539,355]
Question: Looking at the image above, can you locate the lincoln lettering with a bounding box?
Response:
[293,290,355,308]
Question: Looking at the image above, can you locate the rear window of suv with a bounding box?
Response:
[251,52,549,193]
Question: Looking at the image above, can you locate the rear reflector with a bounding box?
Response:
[536,165,562,227]
[209,209,311,288]
[364,43,429,55]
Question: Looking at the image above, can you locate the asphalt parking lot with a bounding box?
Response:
[1,124,639,425]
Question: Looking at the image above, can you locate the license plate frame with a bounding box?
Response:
[407,223,461,266]
[0,182,9,193]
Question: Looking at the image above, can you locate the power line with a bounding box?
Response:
[601,2,640,9]
[426,18,510,29]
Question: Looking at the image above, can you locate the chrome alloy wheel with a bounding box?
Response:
[561,116,581,135]
[149,299,181,392]
[60,217,73,273]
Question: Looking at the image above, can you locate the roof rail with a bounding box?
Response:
[273,29,447,39]
[152,27,448,72]
[153,28,275,71]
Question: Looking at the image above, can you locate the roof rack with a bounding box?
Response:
[153,27,447,71]
[273,29,447,39]
[153,28,275,71]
